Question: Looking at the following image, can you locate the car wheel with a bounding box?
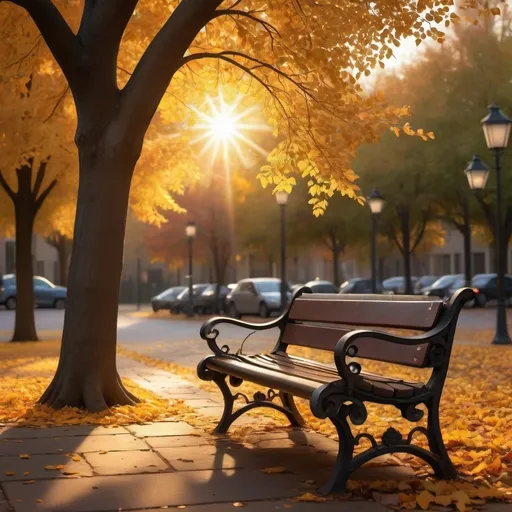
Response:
[259,302,269,318]
[476,294,488,308]
[464,298,476,309]
[54,299,66,310]
[5,297,16,310]
[152,305,158,312]
[228,302,240,319]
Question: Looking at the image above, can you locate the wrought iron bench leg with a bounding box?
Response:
[426,397,457,479]
[198,365,306,434]
[318,415,355,494]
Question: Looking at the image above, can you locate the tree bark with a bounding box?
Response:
[398,206,413,295]
[39,145,139,411]
[11,205,38,342]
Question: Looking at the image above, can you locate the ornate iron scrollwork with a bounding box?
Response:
[382,427,404,447]
[399,403,425,422]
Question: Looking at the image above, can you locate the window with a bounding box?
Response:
[5,241,15,274]
[433,254,451,276]
[36,261,45,277]
[255,281,280,293]
[33,277,53,289]
[473,252,486,274]
[239,282,252,293]
[454,253,461,274]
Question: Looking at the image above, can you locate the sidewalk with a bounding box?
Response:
[0,356,509,511]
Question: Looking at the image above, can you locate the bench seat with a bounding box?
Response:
[206,352,428,399]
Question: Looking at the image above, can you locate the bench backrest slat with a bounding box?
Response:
[288,293,442,330]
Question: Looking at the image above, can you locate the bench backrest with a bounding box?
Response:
[280,293,444,368]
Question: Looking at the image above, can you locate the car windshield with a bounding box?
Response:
[383,277,403,286]
[449,277,465,290]
[34,277,55,289]
[255,281,280,293]
[2,276,15,286]
[431,275,456,288]
[340,280,355,290]
[202,285,218,296]
[472,275,493,287]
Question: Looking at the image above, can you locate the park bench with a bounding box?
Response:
[197,287,473,493]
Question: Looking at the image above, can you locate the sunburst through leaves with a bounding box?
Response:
[190,93,271,168]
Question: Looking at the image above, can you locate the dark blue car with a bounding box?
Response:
[0,274,67,310]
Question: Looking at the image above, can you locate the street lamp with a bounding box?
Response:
[480,103,511,345]
[276,191,289,311]
[465,154,489,191]
[367,189,385,294]
[185,221,197,317]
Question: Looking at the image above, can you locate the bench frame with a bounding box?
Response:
[198,287,473,493]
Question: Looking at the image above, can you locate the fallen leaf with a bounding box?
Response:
[261,466,287,474]
[19,454,30,459]
[4,472,14,476]
[99,450,108,455]
[417,490,434,510]
[71,455,81,462]
[23,471,30,476]
[232,503,245,508]
[23,480,36,485]
[36,499,42,503]
[296,493,327,503]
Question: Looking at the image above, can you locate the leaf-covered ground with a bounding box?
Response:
[118,343,512,510]
[0,341,193,427]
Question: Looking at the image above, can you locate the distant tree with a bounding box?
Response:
[45,233,72,286]
[0,73,76,341]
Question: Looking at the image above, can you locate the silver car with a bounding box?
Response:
[0,274,67,310]
[225,278,290,318]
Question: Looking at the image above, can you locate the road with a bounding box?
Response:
[0,305,510,368]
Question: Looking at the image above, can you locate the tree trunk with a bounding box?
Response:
[39,146,139,411]
[11,206,38,342]
[399,207,413,295]
[56,236,70,287]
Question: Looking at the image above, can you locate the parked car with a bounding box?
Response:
[304,280,339,294]
[226,278,291,318]
[0,274,67,310]
[414,275,438,294]
[171,284,212,314]
[150,286,186,312]
[339,278,381,294]
[464,273,512,308]
[421,274,464,298]
[382,276,418,295]
[194,283,237,314]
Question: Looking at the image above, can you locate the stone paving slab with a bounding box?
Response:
[84,450,169,475]
[144,434,213,449]
[0,434,147,456]
[125,421,196,438]
[0,426,128,439]
[0,454,93,482]
[2,470,302,512]
[134,499,391,511]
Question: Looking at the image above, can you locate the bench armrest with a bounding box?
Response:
[200,286,313,356]
[200,315,285,355]
[334,287,475,390]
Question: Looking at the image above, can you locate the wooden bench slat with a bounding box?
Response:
[289,294,443,330]
[281,323,430,367]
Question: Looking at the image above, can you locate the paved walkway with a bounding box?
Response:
[0,357,509,511]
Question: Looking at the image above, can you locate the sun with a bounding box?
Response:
[190,93,271,168]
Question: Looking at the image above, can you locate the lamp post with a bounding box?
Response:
[367,189,385,294]
[463,155,489,288]
[185,221,197,317]
[276,191,289,311]
[467,103,512,345]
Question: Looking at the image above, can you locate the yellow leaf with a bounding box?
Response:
[261,466,286,474]
[19,454,30,459]
[4,472,14,476]
[391,126,400,137]
[296,493,327,502]
[71,455,81,462]
[416,490,434,510]
[232,503,245,508]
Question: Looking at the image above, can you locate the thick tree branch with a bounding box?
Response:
[411,212,429,253]
[121,0,223,134]
[8,0,82,86]
[78,0,139,55]
[32,158,50,198]
[35,178,57,211]
[0,169,16,202]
